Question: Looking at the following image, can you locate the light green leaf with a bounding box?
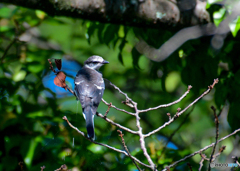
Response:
[229,16,240,37]
[13,70,27,82]
[35,10,46,19]
[213,8,226,27]
[87,144,104,154]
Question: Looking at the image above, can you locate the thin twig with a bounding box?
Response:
[145,79,218,138]
[139,85,192,113]
[97,113,138,134]
[159,107,194,160]
[117,130,142,171]
[187,163,193,171]
[102,99,135,116]
[106,79,135,104]
[199,154,205,171]
[212,146,226,161]
[40,166,46,171]
[104,102,112,117]
[162,128,240,171]
[62,116,152,169]
[1,38,17,63]
[208,106,219,171]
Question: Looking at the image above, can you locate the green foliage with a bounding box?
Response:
[0,2,240,171]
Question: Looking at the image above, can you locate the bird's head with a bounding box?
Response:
[84,56,109,70]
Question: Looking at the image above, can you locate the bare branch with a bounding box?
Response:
[139,85,191,113]
[145,79,218,138]
[134,104,156,170]
[199,154,205,171]
[104,102,112,117]
[208,106,219,171]
[106,80,136,104]
[62,116,151,169]
[1,38,17,63]
[40,166,45,171]
[187,163,193,171]
[96,113,138,135]
[159,107,194,160]
[162,128,240,171]
[118,130,142,171]
[232,156,240,167]
[101,99,135,116]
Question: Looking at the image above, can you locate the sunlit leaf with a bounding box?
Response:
[87,144,104,154]
[213,8,226,27]
[13,70,27,82]
[0,7,12,18]
[35,10,46,19]
[229,16,240,37]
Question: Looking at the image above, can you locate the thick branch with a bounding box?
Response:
[2,0,209,29]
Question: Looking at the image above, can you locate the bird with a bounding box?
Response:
[74,56,109,140]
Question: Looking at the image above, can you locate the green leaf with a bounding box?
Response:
[228,99,240,131]
[27,62,44,73]
[35,10,46,19]
[86,22,97,44]
[118,53,124,65]
[213,8,226,27]
[0,7,12,18]
[229,16,240,37]
[131,47,141,69]
[103,24,120,46]
[24,137,39,167]
[87,144,104,154]
[13,70,27,82]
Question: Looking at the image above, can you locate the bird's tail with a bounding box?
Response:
[83,106,95,140]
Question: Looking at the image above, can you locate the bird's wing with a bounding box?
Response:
[74,69,105,112]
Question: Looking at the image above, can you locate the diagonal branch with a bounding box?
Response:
[97,112,138,135]
[162,128,240,171]
[208,106,219,171]
[62,116,151,169]
[144,79,218,138]
[139,85,192,113]
[101,99,135,116]
[118,130,142,171]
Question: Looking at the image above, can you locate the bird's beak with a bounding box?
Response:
[102,60,109,64]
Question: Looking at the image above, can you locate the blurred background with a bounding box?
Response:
[0,1,240,171]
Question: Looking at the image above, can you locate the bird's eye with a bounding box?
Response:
[89,63,94,67]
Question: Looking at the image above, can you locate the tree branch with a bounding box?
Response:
[162,128,240,171]
[208,106,219,171]
[138,85,191,113]
[62,116,152,169]
[2,0,210,29]
[118,130,142,171]
[144,79,218,138]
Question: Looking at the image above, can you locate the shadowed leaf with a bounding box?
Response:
[55,59,62,70]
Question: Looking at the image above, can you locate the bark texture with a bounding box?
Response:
[1,0,210,29]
